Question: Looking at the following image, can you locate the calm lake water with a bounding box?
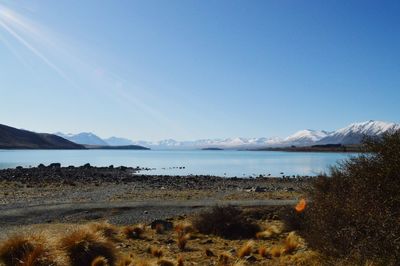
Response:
[0,150,355,177]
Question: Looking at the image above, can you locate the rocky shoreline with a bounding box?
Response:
[0,163,312,189]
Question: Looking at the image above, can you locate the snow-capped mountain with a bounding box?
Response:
[283,129,330,146]
[55,132,108,146]
[132,137,284,149]
[55,120,400,149]
[317,120,400,145]
[104,137,134,146]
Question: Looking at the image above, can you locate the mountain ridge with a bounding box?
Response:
[54,120,400,149]
[0,124,85,149]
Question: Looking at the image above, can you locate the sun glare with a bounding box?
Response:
[295,198,306,213]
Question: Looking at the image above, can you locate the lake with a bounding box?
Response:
[0,149,356,177]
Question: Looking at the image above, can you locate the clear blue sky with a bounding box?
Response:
[0,0,399,140]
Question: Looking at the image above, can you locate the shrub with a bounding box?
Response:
[148,246,163,258]
[192,206,260,239]
[237,241,254,258]
[177,233,190,251]
[282,232,300,254]
[269,246,282,257]
[0,235,35,266]
[258,246,268,258]
[0,235,59,266]
[87,222,120,242]
[217,253,232,266]
[60,230,117,266]
[297,131,400,264]
[91,256,109,266]
[123,225,145,240]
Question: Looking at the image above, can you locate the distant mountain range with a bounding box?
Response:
[316,120,400,145]
[56,132,108,146]
[0,124,147,150]
[0,124,84,149]
[55,120,400,149]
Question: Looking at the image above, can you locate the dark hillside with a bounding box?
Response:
[0,124,84,149]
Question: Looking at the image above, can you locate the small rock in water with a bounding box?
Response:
[48,163,61,168]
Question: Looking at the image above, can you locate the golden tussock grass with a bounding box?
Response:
[237,240,254,258]
[283,232,301,254]
[0,210,329,266]
[0,234,60,266]
[156,258,175,266]
[256,224,282,239]
[174,223,193,235]
[123,225,145,240]
[217,252,232,266]
[22,245,60,266]
[91,256,109,266]
[0,235,36,266]
[258,246,268,258]
[278,250,322,266]
[87,222,120,242]
[232,261,246,266]
[117,255,135,266]
[148,246,163,258]
[176,256,184,266]
[131,259,152,266]
[59,229,117,266]
[270,246,282,257]
[177,233,190,251]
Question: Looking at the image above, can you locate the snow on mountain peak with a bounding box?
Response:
[335,120,400,136]
[56,120,400,149]
[284,129,329,142]
[317,120,400,145]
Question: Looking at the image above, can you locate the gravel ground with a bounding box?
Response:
[0,165,309,239]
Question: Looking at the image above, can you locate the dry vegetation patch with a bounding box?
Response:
[0,205,322,266]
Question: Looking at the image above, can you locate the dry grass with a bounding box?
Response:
[2,206,366,266]
[283,232,301,254]
[156,258,175,266]
[258,246,268,258]
[0,235,36,265]
[270,246,282,257]
[174,223,193,235]
[87,222,120,242]
[237,240,254,258]
[255,224,282,239]
[0,234,60,266]
[91,256,109,266]
[205,248,215,257]
[217,252,232,266]
[123,225,145,240]
[176,256,184,266]
[117,255,135,266]
[177,233,190,251]
[148,246,163,258]
[60,229,117,266]
[278,250,322,266]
